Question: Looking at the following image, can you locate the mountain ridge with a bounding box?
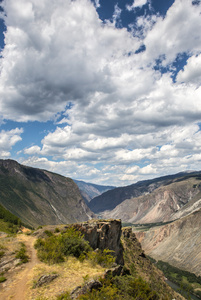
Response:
[0,159,94,227]
[73,179,115,203]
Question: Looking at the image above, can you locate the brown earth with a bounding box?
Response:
[0,234,38,300]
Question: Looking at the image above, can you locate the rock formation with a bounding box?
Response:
[73,219,124,265]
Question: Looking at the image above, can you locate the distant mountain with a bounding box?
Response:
[0,159,94,227]
[73,179,115,203]
[135,208,201,276]
[89,171,201,222]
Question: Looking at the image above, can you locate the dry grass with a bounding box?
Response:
[27,256,105,300]
[0,235,20,253]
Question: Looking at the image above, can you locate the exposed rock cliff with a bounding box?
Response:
[74,219,124,265]
[135,208,201,276]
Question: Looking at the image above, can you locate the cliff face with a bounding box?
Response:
[135,208,201,276]
[73,219,124,265]
[0,159,94,227]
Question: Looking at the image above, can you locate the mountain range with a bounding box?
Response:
[0,158,201,280]
[73,179,115,203]
[88,171,201,223]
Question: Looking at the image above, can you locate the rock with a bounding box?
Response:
[71,279,103,299]
[73,219,124,265]
[0,257,17,272]
[104,264,123,278]
[34,274,58,288]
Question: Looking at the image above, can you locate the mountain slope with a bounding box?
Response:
[0,159,94,227]
[89,171,200,214]
[89,172,201,224]
[73,179,115,203]
[135,208,201,276]
[100,175,201,223]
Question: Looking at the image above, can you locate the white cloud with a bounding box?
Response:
[139,164,157,175]
[1,0,201,185]
[143,0,201,65]
[177,54,201,86]
[0,128,23,158]
[0,0,138,122]
[126,0,148,11]
[24,145,41,155]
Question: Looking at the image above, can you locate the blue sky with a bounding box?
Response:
[0,0,201,186]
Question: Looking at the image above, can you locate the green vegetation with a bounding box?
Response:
[0,203,23,234]
[122,221,174,231]
[15,242,29,263]
[75,275,159,300]
[87,249,115,268]
[0,203,21,225]
[34,227,116,268]
[155,260,201,299]
[56,292,71,300]
[35,227,92,264]
[0,275,7,283]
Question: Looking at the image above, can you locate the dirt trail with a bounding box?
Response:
[0,234,39,300]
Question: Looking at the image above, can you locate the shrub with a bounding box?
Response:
[0,276,7,283]
[15,242,29,263]
[0,250,5,259]
[44,230,53,237]
[79,275,159,300]
[34,227,92,264]
[87,249,115,268]
[56,291,71,300]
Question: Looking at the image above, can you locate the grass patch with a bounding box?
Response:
[29,256,105,299]
[0,276,7,283]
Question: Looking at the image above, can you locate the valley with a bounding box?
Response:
[0,159,201,299]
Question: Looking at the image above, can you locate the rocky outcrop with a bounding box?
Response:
[34,274,59,288]
[71,280,103,299]
[74,219,124,265]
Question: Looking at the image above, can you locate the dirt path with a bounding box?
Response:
[0,234,39,300]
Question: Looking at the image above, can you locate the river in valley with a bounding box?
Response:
[166,279,200,300]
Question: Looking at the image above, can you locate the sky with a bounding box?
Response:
[0,0,201,187]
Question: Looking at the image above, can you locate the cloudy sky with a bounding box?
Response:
[0,0,201,186]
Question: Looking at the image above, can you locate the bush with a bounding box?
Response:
[15,242,29,263]
[0,276,7,283]
[34,227,92,264]
[79,275,159,300]
[0,250,5,259]
[56,291,71,300]
[87,249,115,268]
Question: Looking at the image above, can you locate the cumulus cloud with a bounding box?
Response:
[0,0,201,185]
[0,128,23,158]
[143,0,201,65]
[0,0,137,121]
